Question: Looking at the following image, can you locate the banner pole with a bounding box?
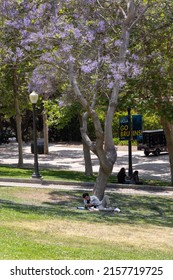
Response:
[128,107,133,178]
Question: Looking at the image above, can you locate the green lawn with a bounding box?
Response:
[0,166,97,182]
[0,186,173,259]
[0,166,171,186]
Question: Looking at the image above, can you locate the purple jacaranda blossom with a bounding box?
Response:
[81,60,98,73]
[40,53,56,64]
[3,46,24,63]
[97,20,106,33]
[37,31,44,40]
[68,55,75,63]
[6,20,20,29]
[102,55,111,64]
[16,47,24,58]
[119,80,126,87]
[73,28,82,39]
[103,37,111,44]
[0,0,143,99]
[28,65,57,96]
[132,64,142,77]
[86,30,95,43]
[114,40,123,47]
[23,17,30,27]
[131,54,139,60]
[62,44,73,52]
[81,65,92,73]
[113,73,122,81]
[85,0,96,3]
[107,81,114,89]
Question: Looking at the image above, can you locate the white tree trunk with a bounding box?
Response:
[93,166,111,198]
[78,113,93,175]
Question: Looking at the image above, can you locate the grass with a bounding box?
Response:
[0,165,96,182]
[0,166,172,186]
[0,186,173,259]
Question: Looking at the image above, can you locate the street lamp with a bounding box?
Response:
[29,91,41,179]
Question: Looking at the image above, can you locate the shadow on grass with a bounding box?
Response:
[0,166,171,187]
[0,190,173,227]
[40,169,97,182]
[0,166,97,182]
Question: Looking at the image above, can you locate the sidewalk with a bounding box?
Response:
[0,177,173,197]
[0,142,171,180]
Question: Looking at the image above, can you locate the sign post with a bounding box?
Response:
[119,111,142,178]
[128,107,133,178]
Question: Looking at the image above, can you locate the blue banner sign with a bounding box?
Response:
[119,114,142,140]
[119,115,130,140]
[132,114,143,140]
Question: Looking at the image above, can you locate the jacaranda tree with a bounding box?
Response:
[2,0,150,198]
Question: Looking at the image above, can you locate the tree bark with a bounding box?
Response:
[13,66,23,167]
[78,113,93,175]
[161,118,173,184]
[15,96,23,167]
[93,165,113,199]
[43,109,49,154]
[83,141,93,176]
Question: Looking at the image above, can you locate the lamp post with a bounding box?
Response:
[29,91,41,179]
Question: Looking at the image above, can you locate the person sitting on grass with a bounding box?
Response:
[82,192,120,212]
[117,167,130,184]
[130,170,143,185]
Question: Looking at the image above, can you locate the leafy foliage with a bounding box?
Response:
[126,0,173,121]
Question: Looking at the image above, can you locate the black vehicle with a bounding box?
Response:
[0,129,16,145]
[0,131,10,144]
[137,129,167,156]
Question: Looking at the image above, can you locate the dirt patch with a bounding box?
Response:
[13,188,77,205]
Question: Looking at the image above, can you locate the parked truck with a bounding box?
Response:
[137,129,167,156]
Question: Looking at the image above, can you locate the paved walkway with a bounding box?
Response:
[0,142,171,180]
[0,142,172,196]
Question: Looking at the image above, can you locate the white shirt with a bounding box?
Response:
[84,195,102,207]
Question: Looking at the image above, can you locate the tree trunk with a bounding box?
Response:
[83,141,93,176]
[93,166,112,199]
[78,114,93,176]
[13,66,23,167]
[43,109,49,154]
[93,141,117,199]
[15,96,23,167]
[161,118,173,184]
